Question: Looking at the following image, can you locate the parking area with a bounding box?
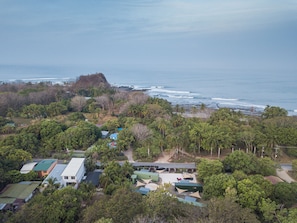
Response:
[159,172,197,185]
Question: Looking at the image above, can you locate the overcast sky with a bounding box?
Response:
[1,0,297,71]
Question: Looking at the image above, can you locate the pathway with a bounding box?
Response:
[276,168,295,183]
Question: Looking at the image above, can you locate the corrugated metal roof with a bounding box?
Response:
[0,181,40,200]
[42,164,67,186]
[61,158,85,176]
[33,159,57,171]
[20,162,38,174]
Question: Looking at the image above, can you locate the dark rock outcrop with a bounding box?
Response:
[72,73,111,90]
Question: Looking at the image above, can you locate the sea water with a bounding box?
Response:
[0,65,296,115]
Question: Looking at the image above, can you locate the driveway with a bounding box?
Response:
[276,168,295,183]
[123,148,135,163]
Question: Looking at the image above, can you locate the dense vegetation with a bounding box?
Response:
[1,73,297,222]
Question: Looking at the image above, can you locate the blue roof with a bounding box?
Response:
[42,164,67,187]
[177,197,207,207]
[138,187,150,195]
[184,196,197,202]
[109,133,118,140]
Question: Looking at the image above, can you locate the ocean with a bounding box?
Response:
[0,65,296,116]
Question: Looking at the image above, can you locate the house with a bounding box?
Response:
[108,141,117,149]
[109,133,118,140]
[0,181,40,211]
[20,162,38,174]
[33,159,57,177]
[42,164,67,188]
[101,130,109,138]
[61,158,85,188]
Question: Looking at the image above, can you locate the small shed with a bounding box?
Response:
[175,181,203,192]
[137,187,150,195]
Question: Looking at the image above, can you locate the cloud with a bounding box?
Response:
[134,0,297,35]
[2,0,297,39]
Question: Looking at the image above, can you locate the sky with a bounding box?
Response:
[1,0,297,72]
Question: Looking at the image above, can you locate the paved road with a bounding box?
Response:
[277,163,294,183]
[280,163,292,171]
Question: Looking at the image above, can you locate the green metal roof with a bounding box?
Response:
[0,197,16,204]
[0,181,40,200]
[33,159,57,171]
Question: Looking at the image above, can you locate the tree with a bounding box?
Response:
[68,112,85,122]
[156,118,168,139]
[95,95,111,112]
[145,186,197,221]
[223,150,258,174]
[131,123,152,143]
[117,129,134,151]
[46,101,68,117]
[202,125,219,157]
[248,174,274,198]
[189,121,210,154]
[21,104,47,118]
[63,121,101,150]
[43,177,60,195]
[262,105,288,119]
[258,198,278,222]
[40,120,65,142]
[257,157,276,176]
[278,208,297,223]
[203,173,237,200]
[198,197,260,223]
[81,188,144,223]
[131,123,152,157]
[103,119,119,132]
[99,161,132,195]
[239,127,257,153]
[237,178,266,210]
[272,182,297,207]
[209,108,242,124]
[197,159,224,182]
[70,96,87,112]
[11,187,82,223]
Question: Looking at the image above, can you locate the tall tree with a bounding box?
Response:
[262,105,288,119]
[197,158,224,182]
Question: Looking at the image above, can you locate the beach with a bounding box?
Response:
[1,65,296,116]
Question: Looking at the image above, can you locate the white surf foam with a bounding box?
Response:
[212,97,238,101]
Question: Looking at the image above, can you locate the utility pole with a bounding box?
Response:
[261,147,264,158]
[274,147,279,160]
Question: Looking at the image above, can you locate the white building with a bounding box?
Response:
[61,158,86,188]
[20,162,38,174]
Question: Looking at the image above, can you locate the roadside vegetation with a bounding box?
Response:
[1,73,297,222]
